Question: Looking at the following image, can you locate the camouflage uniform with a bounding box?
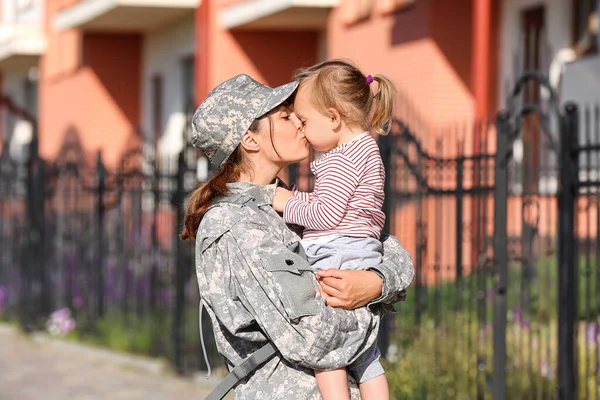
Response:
[191,74,414,399]
[195,181,414,399]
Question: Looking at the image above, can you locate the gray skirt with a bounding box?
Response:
[301,235,383,272]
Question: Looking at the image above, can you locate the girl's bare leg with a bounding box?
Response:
[359,374,389,400]
[315,368,351,400]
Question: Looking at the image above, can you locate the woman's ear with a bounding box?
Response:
[329,108,342,131]
[240,132,260,152]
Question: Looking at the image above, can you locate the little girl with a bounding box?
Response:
[272,59,396,400]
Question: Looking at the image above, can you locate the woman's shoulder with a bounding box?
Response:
[197,199,272,244]
[198,202,249,236]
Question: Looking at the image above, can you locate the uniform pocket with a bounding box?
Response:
[264,252,321,321]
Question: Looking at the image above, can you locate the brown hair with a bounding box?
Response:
[180,107,287,241]
[179,119,259,241]
[294,59,396,135]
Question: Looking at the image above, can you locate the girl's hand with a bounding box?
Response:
[272,187,294,212]
[316,269,383,310]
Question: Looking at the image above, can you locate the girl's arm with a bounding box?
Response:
[282,153,359,230]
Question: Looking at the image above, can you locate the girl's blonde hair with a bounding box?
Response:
[294,59,396,135]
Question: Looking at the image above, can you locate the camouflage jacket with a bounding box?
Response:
[195,181,414,399]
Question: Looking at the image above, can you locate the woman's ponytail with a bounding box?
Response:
[180,117,263,241]
[179,147,245,241]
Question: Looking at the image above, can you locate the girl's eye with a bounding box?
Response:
[283,114,291,120]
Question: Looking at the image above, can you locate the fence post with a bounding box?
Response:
[557,103,579,400]
[378,131,394,358]
[288,163,298,188]
[95,151,106,319]
[21,131,47,329]
[172,150,186,373]
[492,111,509,400]
[455,155,464,311]
[414,165,424,327]
[35,158,49,317]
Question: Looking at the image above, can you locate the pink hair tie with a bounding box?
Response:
[366,75,374,84]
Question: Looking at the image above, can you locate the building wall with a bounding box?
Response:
[563,55,600,106]
[39,0,143,167]
[498,0,572,108]
[202,1,320,95]
[217,30,319,86]
[327,0,476,132]
[141,16,195,156]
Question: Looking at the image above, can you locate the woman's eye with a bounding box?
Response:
[283,114,291,120]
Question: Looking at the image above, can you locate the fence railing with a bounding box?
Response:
[1,72,599,398]
[0,102,216,374]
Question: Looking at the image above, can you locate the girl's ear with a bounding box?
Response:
[240,132,260,152]
[329,108,342,131]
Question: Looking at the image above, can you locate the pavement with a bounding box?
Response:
[0,324,226,400]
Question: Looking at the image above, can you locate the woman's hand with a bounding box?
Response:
[272,187,294,212]
[316,269,383,310]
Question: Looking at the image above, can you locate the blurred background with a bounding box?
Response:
[0,0,599,399]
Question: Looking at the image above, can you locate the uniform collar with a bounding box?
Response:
[227,181,277,206]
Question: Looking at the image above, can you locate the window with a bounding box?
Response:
[181,56,196,152]
[181,56,194,116]
[572,0,598,56]
[151,75,163,148]
[24,68,39,118]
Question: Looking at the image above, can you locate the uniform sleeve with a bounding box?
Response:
[199,222,378,371]
[367,234,415,308]
[283,153,359,230]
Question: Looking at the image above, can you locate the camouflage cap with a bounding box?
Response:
[191,74,299,169]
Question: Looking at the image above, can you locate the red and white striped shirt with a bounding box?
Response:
[283,132,385,240]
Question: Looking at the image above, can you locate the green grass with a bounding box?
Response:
[385,312,599,399]
[43,305,223,371]
[396,254,600,329]
[386,251,600,399]
[2,250,598,396]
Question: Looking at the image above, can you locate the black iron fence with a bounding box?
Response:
[0,72,599,398]
[378,73,597,399]
[0,101,216,374]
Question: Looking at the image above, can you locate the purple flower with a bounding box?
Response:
[587,323,598,345]
[47,308,77,337]
[59,318,76,335]
[0,285,7,313]
[512,306,522,323]
[73,296,84,309]
[50,308,70,321]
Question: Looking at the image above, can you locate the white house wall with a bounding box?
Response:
[562,55,600,172]
[2,0,44,24]
[499,0,572,108]
[141,15,195,157]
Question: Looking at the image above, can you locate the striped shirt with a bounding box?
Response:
[283,132,386,240]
